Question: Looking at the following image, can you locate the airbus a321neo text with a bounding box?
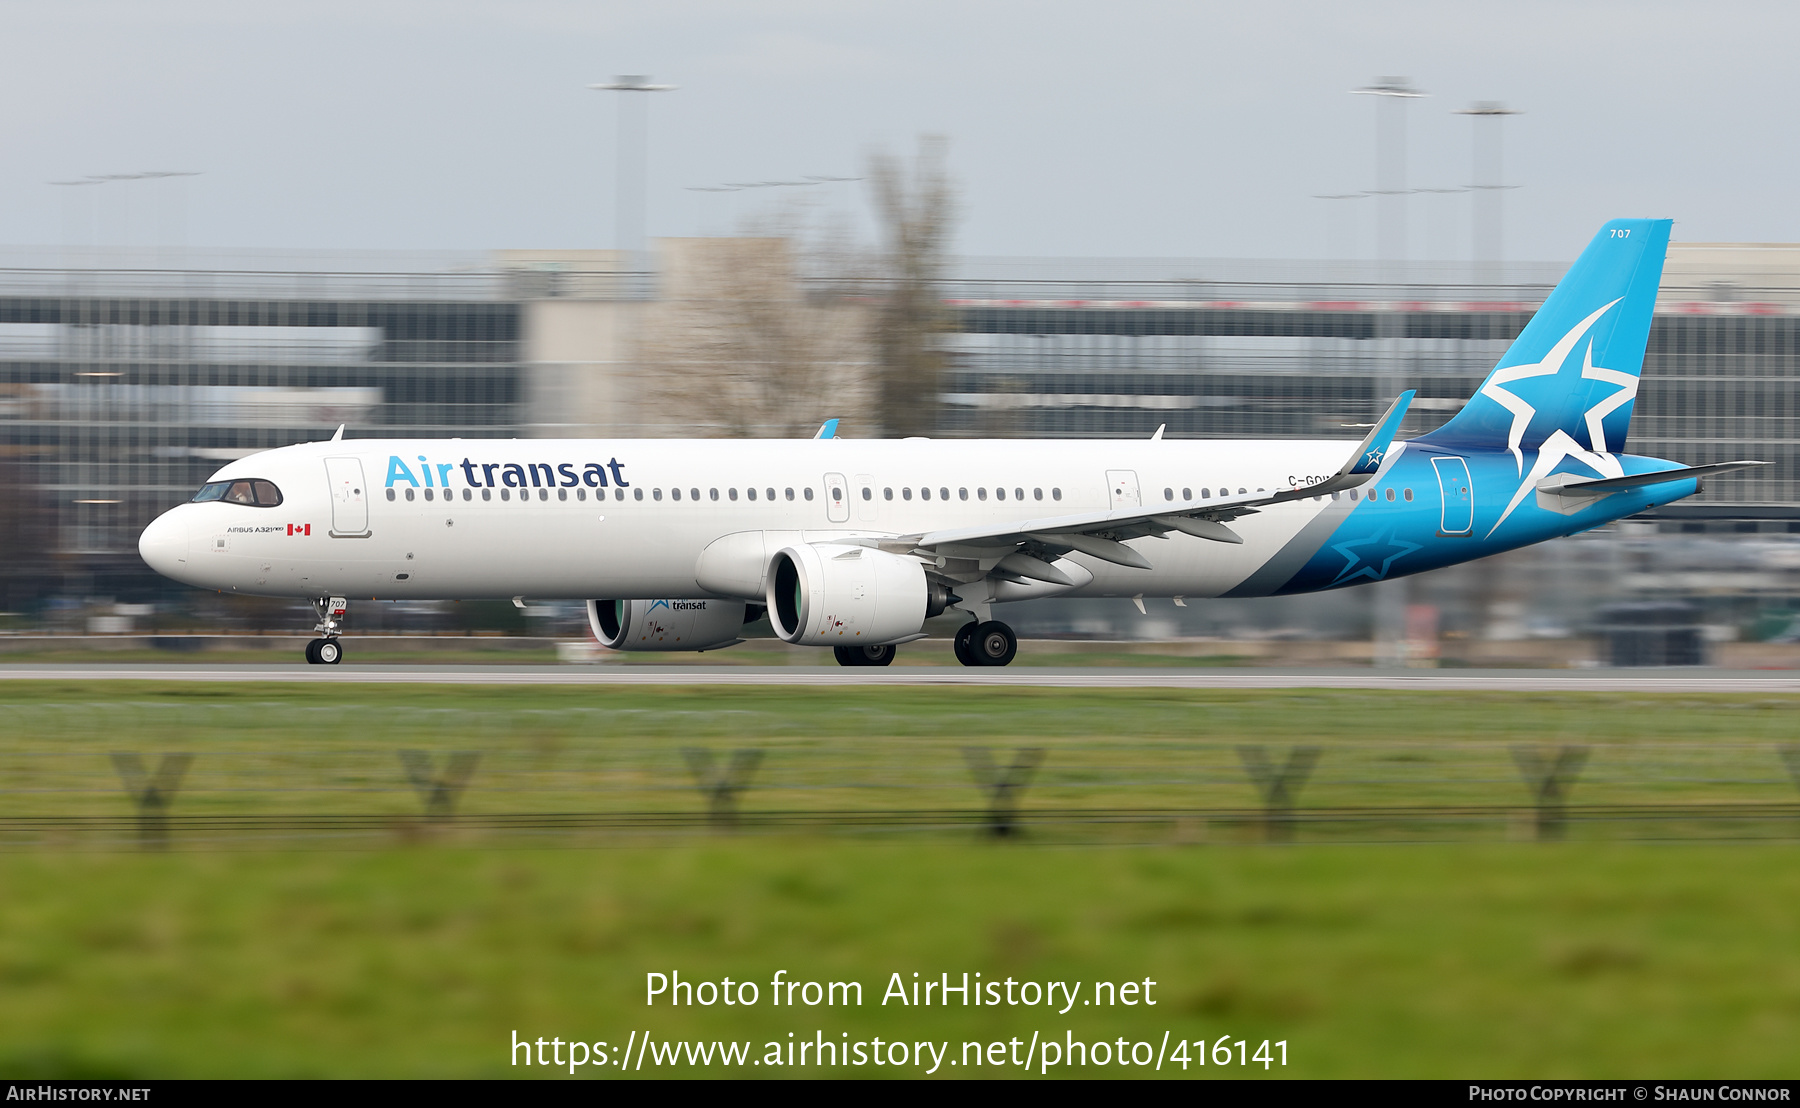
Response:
[139,219,1757,667]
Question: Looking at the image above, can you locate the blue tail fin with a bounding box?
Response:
[1418,219,1670,462]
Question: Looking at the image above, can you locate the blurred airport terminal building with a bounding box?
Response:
[4,238,1800,661]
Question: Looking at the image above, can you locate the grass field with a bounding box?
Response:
[1,682,1799,1077]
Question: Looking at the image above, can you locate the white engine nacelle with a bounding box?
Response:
[587,598,756,651]
[765,543,932,647]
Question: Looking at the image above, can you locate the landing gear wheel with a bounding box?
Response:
[834,644,897,667]
[953,621,981,667]
[972,621,1017,667]
[303,639,321,664]
[316,638,342,665]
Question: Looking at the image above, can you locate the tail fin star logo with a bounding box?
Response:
[1481,298,1637,535]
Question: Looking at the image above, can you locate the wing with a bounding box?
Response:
[869,392,1415,584]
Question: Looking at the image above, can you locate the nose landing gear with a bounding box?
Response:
[305,596,347,665]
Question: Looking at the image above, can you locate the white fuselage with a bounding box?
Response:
[138,437,1363,602]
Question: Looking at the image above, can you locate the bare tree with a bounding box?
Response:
[866,135,957,437]
[636,209,873,438]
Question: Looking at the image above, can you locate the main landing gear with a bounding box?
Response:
[305,596,348,665]
[954,619,1017,667]
[834,644,897,667]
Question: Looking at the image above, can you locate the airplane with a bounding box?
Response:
[138,218,1759,667]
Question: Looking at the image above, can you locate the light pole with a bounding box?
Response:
[589,75,676,270]
[1455,101,1522,285]
[1311,193,1368,271]
[49,171,200,264]
[1352,77,1426,274]
[1352,77,1424,667]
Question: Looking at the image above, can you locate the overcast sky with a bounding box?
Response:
[1,0,1792,262]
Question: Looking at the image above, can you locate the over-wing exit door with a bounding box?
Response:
[1106,470,1141,511]
[823,473,849,523]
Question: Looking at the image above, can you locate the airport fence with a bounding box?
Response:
[1,702,1799,849]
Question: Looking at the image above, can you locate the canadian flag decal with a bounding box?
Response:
[287,524,312,536]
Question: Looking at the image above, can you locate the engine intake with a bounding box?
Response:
[587,598,762,652]
[766,543,932,646]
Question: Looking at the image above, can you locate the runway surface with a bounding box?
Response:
[3,663,1800,692]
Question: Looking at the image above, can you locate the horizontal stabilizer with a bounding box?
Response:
[1537,460,1764,495]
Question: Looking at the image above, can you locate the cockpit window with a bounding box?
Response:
[192,479,283,507]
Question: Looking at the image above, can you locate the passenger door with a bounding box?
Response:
[823,472,850,523]
[1431,456,1473,536]
[1106,470,1141,511]
[325,456,370,537]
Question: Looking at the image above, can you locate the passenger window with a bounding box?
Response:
[1033,488,1042,501]
[766,488,775,501]
[1403,488,1414,502]
[859,488,869,501]
[558,488,568,501]
[883,488,893,501]
[1385,488,1396,502]
[804,488,814,501]
[691,488,699,501]
[831,486,842,500]
[994,488,1003,501]
[425,488,435,501]
[404,488,415,502]
[920,487,931,501]
[654,489,663,501]
[672,488,682,501]
[1015,488,1024,501]
[482,488,491,501]
[1238,487,1247,495]
[711,489,720,501]
[902,487,912,501]
[785,488,795,501]
[940,487,949,501]
[386,488,396,501]
[576,489,585,501]
[633,488,643,501]
[1348,489,1358,501]
[1182,487,1191,500]
[1164,487,1173,501]
[747,487,757,501]
[502,489,511,501]
[730,488,739,501]
[539,489,548,501]
[1052,488,1062,501]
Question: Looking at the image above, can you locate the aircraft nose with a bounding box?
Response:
[138,509,189,579]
